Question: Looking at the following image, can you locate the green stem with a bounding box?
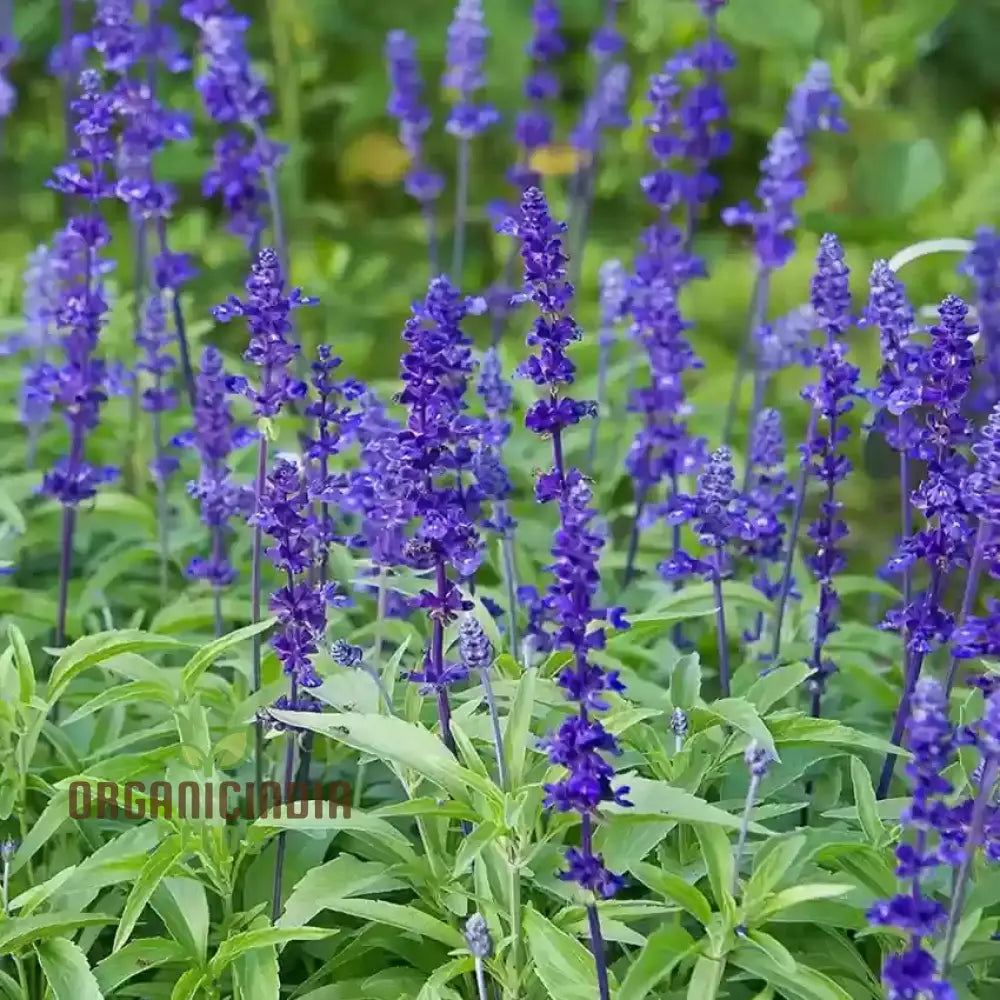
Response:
[505,854,522,1000]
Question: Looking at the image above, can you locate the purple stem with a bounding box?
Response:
[433,560,458,757]
[711,558,731,698]
[899,419,912,614]
[153,216,196,410]
[55,501,77,648]
[769,407,817,663]
[621,480,647,589]
[877,567,944,798]
[126,218,148,492]
[211,525,225,637]
[423,202,440,278]
[152,405,169,602]
[944,520,988,696]
[250,434,269,796]
[942,755,999,973]
[271,675,297,923]
[581,812,611,1000]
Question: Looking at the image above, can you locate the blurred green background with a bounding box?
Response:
[1,0,999,579]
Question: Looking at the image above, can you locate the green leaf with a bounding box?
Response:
[114,836,186,952]
[234,945,280,1000]
[302,898,464,948]
[268,710,498,804]
[524,905,605,1000]
[767,716,903,758]
[9,790,71,875]
[0,914,113,954]
[169,967,205,1000]
[694,824,735,916]
[854,139,945,216]
[7,624,34,703]
[47,630,185,705]
[850,757,885,845]
[630,862,712,925]
[62,680,176,724]
[730,944,855,1000]
[279,856,405,928]
[746,662,811,714]
[699,698,778,762]
[757,883,854,921]
[718,0,822,50]
[210,927,337,975]
[686,954,726,1000]
[612,776,770,834]
[617,925,696,1000]
[180,617,276,695]
[670,653,701,710]
[452,820,499,879]
[746,930,797,973]
[150,877,209,961]
[94,938,187,992]
[255,807,418,864]
[504,663,536,789]
[744,834,806,908]
[34,938,104,1000]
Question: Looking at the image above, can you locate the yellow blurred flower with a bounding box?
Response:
[341,132,412,186]
[529,144,590,177]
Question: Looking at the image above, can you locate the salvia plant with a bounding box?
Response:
[0,3,999,1000]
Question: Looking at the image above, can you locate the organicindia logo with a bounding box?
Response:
[67,724,352,821]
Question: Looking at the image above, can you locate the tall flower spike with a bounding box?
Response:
[213,247,316,801]
[742,407,794,641]
[588,259,629,472]
[659,446,756,695]
[385,30,444,270]
[878,295,978,798]
[388,278,484,753]
[800,234,859,715]
[958,226,1000,411]
[867,678,956,999]
[722,61,846,442]
[443,0,498,278]
[182,0,286,258]
[622,24,733,585]
[43,66,121,646]
[0,9,15,121]
[174,346,255,635]
[505,185,628,1000]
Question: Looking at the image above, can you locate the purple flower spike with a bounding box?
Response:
[176,346,255,592]
[800,234,859,710]
[443,0,498,139]
[385,30,444,205]
[507,188,628,1000]
[868,678,956,1000]
[959,227,1000,410]
[214,247,314,417]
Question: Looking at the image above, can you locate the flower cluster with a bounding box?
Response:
[801,234,859,706]
[39,68,120,506]
[507,185,629,900]
[475,347,515,537]
[868,678,956,999]
[443,0,498,140]
[175,346,254,589]
[181,0,282,245]
[881,296,977,658]
[214,248,313,416]
[571,0,629,158]
[723,62,845,272]
[959,227,1000,410]
[385,30,444,206]
[509,0,564,189]
[254,459,344,690]
[742,408,794,634]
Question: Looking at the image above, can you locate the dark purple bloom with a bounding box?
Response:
[175,346,254,587]
[254,458,344,688]
[458,614,493,670]
[214,247,314,417]
[181,0,283,247]
[800,235,859,702]
[39,68,120,507]
[443,0,498,139]
[723,62,845,272]
[868,678,956,1000]
[571,62,630,158]
[509,185,629,902]
[742,408,794,632]
[385,30,444,205]
[959,227,1000,411]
